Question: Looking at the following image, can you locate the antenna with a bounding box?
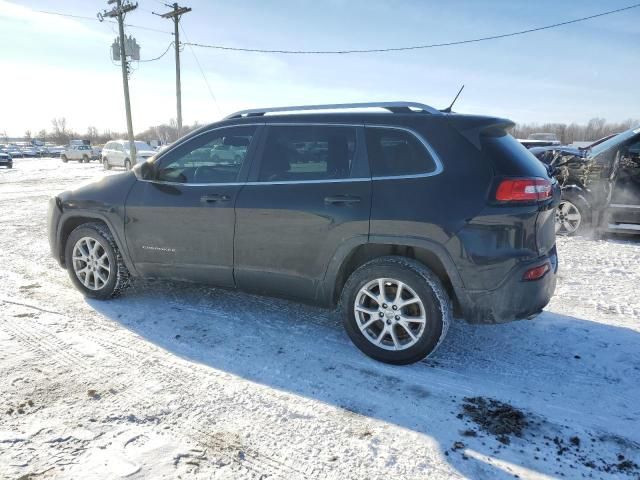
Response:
[441,85,464,113]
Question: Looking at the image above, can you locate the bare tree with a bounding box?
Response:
[512,118,639,144]
[24,130,32,140]
[51,117,70,145]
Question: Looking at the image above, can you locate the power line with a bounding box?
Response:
[30,9,172,35]
[137,41,174,62]
[180,23,221,115]
[182,2,640,54]
[12,2,640,55]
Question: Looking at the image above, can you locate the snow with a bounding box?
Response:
[1,157,639,479]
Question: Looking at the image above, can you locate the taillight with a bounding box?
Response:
[523,262,550,281]
[495,178,552,202]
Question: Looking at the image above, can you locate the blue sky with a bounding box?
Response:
[2,0,639,135]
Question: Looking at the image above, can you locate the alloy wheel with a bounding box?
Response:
[354,278,427,351]
[72,237,111,290]
[555,200,582,234]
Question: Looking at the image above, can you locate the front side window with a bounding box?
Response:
[366,127,437,177]
[155,126,255,184]
[258,125,356,182]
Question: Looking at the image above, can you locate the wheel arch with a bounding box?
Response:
[322,236,467,314]
[57,213,137,275]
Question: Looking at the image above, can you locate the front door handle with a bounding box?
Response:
[201,194,231,204]
[324,195,361,206]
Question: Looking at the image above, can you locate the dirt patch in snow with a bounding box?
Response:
[460,396,527,443]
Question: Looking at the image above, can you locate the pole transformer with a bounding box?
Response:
[155,3,191,138]
[99,0,138,166]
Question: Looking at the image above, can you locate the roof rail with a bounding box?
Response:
[224,101,441,120]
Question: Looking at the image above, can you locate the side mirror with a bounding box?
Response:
[133,160,156,180]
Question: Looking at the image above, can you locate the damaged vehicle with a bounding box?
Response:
[544,126,640,235]
[48,101,560,365]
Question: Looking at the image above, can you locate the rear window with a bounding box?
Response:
[366,127,437,177]
[482,132,549,177]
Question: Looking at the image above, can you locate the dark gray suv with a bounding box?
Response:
[48,102,559,364]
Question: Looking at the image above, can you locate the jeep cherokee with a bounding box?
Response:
[48,102,559,364]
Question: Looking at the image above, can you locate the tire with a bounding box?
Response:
[556,194,590,236]
[340,256,451,365]
[64,222,131,300]
[82,155,90,163]
[61,155,68,163]
[124,159,132,170]
[103,158,111,170]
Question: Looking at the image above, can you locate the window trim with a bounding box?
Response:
[365,125,444,180]
[139,122,443,186]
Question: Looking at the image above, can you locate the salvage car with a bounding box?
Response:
[48,101,560,365]
[61,144,96,163]
[544,126,640,235]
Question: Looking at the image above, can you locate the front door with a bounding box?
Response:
[124,125,259,286]
[234,124,371,302]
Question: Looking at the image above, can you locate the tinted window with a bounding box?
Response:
[258,125,356,182]
[156,126,255,184]
[366,127,437,177]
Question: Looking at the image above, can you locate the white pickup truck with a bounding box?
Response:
[60,145,98,163]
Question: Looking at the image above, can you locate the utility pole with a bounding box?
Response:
[98,0,138,165]
[155,3,191,138]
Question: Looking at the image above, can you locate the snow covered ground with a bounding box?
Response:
[1,158,639,479]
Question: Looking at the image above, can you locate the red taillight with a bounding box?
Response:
[495,178,552,202]
[523,262,550,281]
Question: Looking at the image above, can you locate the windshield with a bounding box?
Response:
[125,141,153,151]
[589,126,640,158]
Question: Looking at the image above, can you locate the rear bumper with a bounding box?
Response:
[460,245,558,324]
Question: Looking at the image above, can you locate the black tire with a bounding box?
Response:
[61,155,68,163]
[103,158,111,170]
[340,256,451,365]
[124,159,132,170]
[82,155,90,163]
[556,193,590,236]
[64,222,130,300]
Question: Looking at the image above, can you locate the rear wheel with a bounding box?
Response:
[341,256,451,365]
[124,159,132,170]
[65,222,130,299]
[556,196,589,235]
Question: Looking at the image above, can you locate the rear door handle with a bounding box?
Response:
[201,194,231,204]
[324,195,361,205]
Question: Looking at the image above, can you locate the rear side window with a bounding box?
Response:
[366,127,437,177]
[481,133,549,177]
[258,125,356,182]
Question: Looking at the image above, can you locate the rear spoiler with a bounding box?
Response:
[446,115,515,149]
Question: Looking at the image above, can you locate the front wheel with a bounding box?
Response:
[65,222,130,299]
[103,158,111,170]
[82,155,90,163]
[61,155,68,163]
[341,256,451,365]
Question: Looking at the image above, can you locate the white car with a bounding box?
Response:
[101,140,156,170]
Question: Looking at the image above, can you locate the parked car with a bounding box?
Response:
[518,133,562,149]
[0,151,12,168]
[61,144,96,163]
[48,101,559,365]
[46,145,65,158]
[101,140,156,170]
[541,126,640,235]
[6,145,23,158]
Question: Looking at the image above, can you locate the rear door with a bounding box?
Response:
[234,124,371,302]
[608,139,640,225]
[124,125,259,286]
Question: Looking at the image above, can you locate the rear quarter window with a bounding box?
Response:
[481,133,549,177]
[365,127,437,177]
